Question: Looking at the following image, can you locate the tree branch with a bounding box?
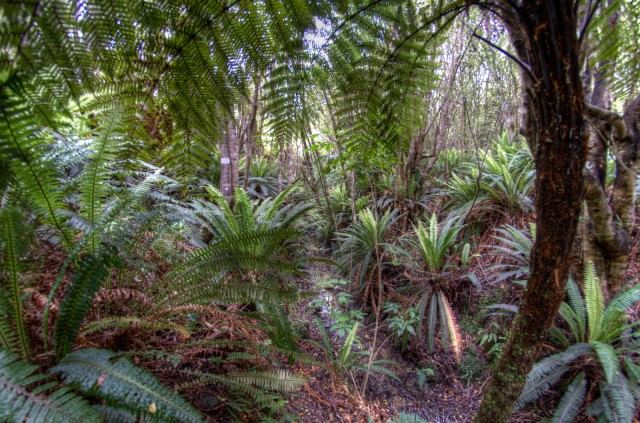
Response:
[584,102,627,138]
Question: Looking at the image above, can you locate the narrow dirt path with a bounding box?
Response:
[286,263,487,423]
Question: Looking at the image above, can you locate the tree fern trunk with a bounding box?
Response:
[475,2,586,421]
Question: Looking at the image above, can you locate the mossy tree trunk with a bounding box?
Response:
[474,1,587,421]
[583,90,640,298]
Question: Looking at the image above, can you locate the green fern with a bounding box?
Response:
[81,316,191,339]
[51,348,204,423]
[0,91,72,250]
[53,250,115,359]
[0,207,30,358]
[551,371,587,423]
[177,368,305,413]
[76,110,124,254]
[517,262,640,420]
[410,213,462,273]
[335,208,406,302]
[0,349,99,423]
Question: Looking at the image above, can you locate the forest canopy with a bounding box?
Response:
[1,1,639,422]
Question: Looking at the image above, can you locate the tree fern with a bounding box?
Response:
[51,348,203,423]
[0,91,72,249]
[0,349,99,423]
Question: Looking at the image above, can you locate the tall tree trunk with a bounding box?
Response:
[277,136,286,192]
[219,120,239,205]
[475,2,586,421]
[228,121,239,199]
[219,122,232,200]
[242,76,261,191]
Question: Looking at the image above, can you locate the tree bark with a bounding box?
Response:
[475,2,587,421]
[242,76,261,191]
[219,120,239,206]
[219,121,232,200]
[583,94,640,296]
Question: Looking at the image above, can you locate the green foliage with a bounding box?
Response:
[0,207,31,358]
[0,349,99,423]
[0,91,72,250]
[477,322,506,362]
[412,289,462,363]
[153,186,311,310]
[177,368,305,416]
[409,213,462,273]
[434,134,534,218]
[402,213,465,361]
[485,223,534,286]
[51,348,203,423]
[54,251,115,359]
[516,262,640,421]
[308,319,398,388]
[384,303,419,352]
[335,208,406,304]
[416,367,436,389]
[458,351,488,385]
[242,157,280,199]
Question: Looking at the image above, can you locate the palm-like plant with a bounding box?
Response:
[406,213,464,362]
[516,262,640,422]
[240,157,280,199]
[485,223,535,286]
[410,213,462,274]
[335,208,405,307]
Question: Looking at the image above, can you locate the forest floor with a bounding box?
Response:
[284,227,640,423]
[284,263,530,423]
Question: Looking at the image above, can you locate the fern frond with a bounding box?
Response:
[591,341,620,384]
[601,283,640,343]
[565,275,586,341]
[596,372,636,423]
[81,316,191,339]
[227,370,306,392]
[0,349,99,423]
[0,207,30,358]
[558,302,585,344]
[54,252,113,359]
[51,348,203,423]
[438,291,461,363]
[77,110,123,254]
[584,261,604,342]
[0,93,71,249]
[516,343,592,410]
[550,372,587,423]
[427,291,438,353]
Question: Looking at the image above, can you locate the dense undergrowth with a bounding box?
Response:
[1,124,638,422]
[1,1,639,421]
